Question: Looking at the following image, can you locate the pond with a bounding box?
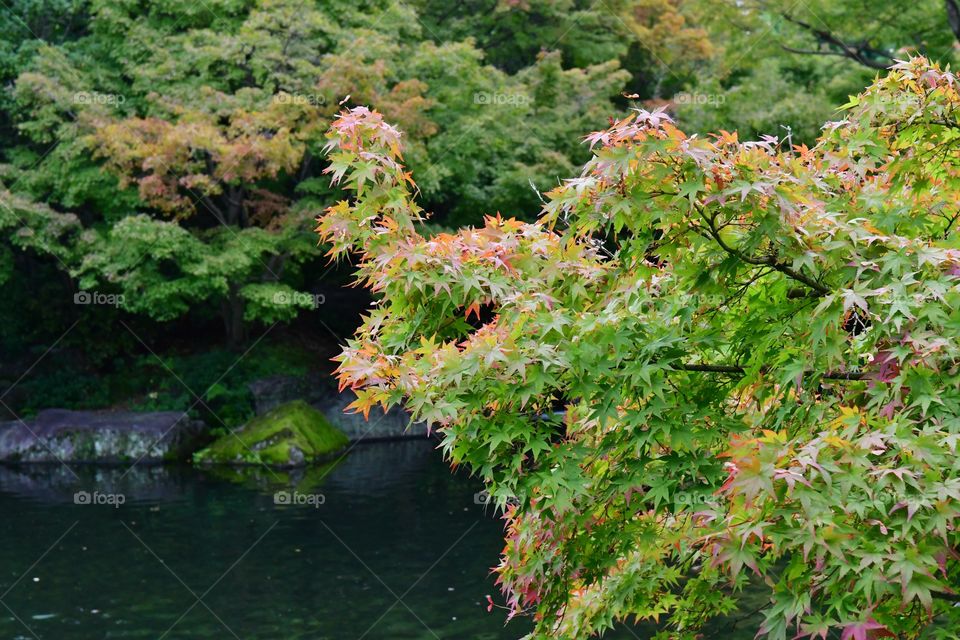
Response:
[0,441,759,639]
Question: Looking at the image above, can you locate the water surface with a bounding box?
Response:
[0,441,757,639]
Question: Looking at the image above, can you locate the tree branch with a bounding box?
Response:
[780,13,894,70]
[933,590,960,603]
[675,363,866,380]
[697,207,831,297]
[780,44,868,62]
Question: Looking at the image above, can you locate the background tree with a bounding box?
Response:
[0,0,636,365]
[673,0,960,144]
[750,0,958,69]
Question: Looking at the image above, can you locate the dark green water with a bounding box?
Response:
[0,441,645,639]
[0,441,511,639]
[0,441,760,639]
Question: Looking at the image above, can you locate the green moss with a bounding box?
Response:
[193,400,348,467]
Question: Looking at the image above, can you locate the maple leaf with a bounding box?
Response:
[840,619,887,640]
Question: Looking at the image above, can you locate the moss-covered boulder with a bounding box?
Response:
[193,401,348,467]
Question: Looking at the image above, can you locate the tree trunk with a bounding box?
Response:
[221,285,246,348]
[948,0,960,42]
[219,186,248,347]
[225,185,247,228]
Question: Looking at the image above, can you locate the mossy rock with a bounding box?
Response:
[193,400,348,468]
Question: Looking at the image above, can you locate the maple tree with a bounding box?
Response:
[413,0,653,73]
[624,0,712,97]
[319,58,960,639]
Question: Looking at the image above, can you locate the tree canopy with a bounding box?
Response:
[0,0,639,351]
[320,58,960,639]
[7,0,955,359]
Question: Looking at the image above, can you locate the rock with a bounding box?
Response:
[193,400,349,467]
[248,373,331,416]
[247,374,431,442]
[314,391,430,442]
[0,409,209,464]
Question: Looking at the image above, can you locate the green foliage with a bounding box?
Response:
[417,51,631,224]
[318,59,960,639]
[411,0,635,73]
[0,0,639,353]
[742,0,958,68]
[72,213,317,323]
[127,343,315,427]
[673,0,960,144]
[0,186,81,263]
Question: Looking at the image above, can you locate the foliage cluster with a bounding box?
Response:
[320,58,960,639]
[0,0,683,370]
